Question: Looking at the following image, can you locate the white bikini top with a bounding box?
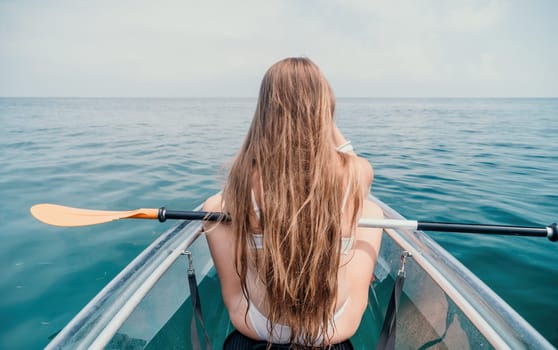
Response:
[249,141,356,254]
[250,180,355,255]
[251,232,355,255]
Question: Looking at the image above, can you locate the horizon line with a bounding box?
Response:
[1,96,557,99]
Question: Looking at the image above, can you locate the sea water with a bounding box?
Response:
[0,98,557,349]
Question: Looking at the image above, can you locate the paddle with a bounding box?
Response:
[30,204,558,241]
[30,204,226,227]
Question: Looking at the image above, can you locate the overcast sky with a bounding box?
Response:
[1,0,556,97]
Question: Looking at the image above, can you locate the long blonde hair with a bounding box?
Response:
[223,57,364,346]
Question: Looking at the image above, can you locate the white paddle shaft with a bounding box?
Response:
[358,218,418,230]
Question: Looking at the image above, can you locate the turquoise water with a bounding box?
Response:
[1,98,557,349]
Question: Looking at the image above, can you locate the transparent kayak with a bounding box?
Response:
[45,195,555,349]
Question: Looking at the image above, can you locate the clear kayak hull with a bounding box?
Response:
[45,195,554,349]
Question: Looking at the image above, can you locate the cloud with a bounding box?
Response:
[0,0,556,96]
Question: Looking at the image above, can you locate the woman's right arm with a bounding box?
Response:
[202,195,243,307]
[202,195,261,338]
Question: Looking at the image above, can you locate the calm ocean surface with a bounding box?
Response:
[1,97,557,349]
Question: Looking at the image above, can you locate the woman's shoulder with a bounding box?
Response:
[203,193,223,212]
[353,156,374,187]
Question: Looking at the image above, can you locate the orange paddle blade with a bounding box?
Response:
[30,204,159,227]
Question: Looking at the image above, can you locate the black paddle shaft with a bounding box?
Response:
[157,207,558,242]
[418,222,558,241]
[157,208,229,223]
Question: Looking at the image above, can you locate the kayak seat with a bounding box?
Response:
[223,330,354,349]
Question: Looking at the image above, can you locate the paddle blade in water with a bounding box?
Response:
[30,204,159,227]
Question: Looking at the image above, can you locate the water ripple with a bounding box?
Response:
[1,98,557,348]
